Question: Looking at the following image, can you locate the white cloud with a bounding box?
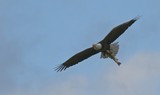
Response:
[4,52,160,95]
[102,52,160,95]
[50,52,160,95]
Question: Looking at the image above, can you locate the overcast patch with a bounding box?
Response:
[7,52,160,95]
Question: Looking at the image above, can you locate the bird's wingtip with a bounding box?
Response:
[133,15,142,20]
[54,65,67,72]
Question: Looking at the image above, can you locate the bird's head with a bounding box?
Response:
[92,43,102,50]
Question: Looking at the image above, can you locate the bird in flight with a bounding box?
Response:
[55,17,140,72]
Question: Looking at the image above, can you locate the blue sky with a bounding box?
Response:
[1,0,160,95]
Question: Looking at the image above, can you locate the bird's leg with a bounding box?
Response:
[100,52,104,58]
[100,52,107,58]
[106,50,121,66]
[112,56,121,66]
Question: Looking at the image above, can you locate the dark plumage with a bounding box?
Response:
[55,17,140,72]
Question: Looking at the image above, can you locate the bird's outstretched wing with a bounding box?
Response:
[55,47,99,72]
[101,16,140,44]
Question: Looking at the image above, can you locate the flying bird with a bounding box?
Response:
[55,17,140,72]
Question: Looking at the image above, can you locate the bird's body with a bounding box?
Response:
[55,17,140,72]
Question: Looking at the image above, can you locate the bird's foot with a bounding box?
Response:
[117,62,121,66]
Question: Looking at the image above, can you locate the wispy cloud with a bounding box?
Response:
[102,52,160,95]
[0,31,23,95]
[8,52,159,95]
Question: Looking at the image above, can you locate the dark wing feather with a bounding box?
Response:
[55,47,99,72]
[101,16,140,44]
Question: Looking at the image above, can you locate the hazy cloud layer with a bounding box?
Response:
[103,52,160,95]
[0,30,23,95]
[3,52,160,95]
[52,52,160,95]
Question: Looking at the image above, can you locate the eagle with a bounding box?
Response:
[55,17,140,72]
